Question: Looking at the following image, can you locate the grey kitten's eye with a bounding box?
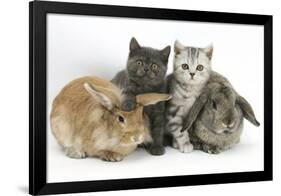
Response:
[136,60,143,66]
[196,64,204,71]
[151,63,159,71]
[118,115,125,123]
[182,63,189,70]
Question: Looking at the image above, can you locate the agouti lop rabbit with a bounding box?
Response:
[50,76,172,161]
[182,72,260,154]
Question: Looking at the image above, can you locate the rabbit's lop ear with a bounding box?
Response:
[84,82,114,110]
[181,92,208,132]
[136,93,172,106]
[236,95,260,126]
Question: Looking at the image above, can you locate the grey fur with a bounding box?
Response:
[165,41,213,153]
[182,71,260,154]
[112,37,171,155]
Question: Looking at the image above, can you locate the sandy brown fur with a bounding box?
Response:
[51,76,170,161]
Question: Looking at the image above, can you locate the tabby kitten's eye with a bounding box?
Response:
[196,64,204,71]
[182,63,189,70]
[151,63,159,71]
[118,115,125,123]
[136,60,143,66]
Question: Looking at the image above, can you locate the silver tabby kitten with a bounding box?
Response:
[166,40,213,153]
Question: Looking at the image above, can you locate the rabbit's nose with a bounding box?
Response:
[131,135,139,142]
[131,135,143,143]
[223,129,231,134]
[227,121,235,128]
[224,118,235,128]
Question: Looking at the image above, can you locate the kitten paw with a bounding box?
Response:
[121,100,136,111]
[179,142,193,153]
[100,151,123,162]
[172,140,179,149]
[65,147,86,159]
[149,145,165,155]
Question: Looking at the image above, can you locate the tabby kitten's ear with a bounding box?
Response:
[174,40,185,55]
[161,46,171,61]
[203,44,213,60]
[130,37,141,51]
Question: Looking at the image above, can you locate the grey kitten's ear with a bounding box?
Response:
[203,44,213,60]
[130,37,141,51]
[181,92,209,132]
[174,40,185,55]
[236,95,260,126]
[161,46,171,60]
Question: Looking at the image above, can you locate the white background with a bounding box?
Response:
[0,0,280,196]
[47,13,264,182]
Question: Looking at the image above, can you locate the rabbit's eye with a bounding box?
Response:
[182,63,189,70]
[136,60,143,66]
[118,115,125,123]
[196,64,204,71]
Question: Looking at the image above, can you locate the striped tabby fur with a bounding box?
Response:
[165,40,213,153]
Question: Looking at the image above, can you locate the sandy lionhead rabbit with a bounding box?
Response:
[50,76,171,161]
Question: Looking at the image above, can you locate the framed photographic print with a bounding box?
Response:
[29,0,273,195]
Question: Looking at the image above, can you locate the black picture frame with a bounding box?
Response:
[29,0,273,195]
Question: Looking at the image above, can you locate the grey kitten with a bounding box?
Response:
[166,40,213,153]
[112,37,171,155]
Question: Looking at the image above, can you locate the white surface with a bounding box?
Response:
[0,0,280,196]
[48,132,263,182]
[47,13,264,182]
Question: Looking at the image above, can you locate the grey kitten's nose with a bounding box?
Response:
[144,67,149,72]
[190,73,195,77]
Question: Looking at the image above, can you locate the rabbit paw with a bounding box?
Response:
[121,100,136,111]
[179,142,194,153]
[202,145,222,154]
[100,151,123,162]
[65,147,86,159]
[149,144,165,155]
[192,142,202,150]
